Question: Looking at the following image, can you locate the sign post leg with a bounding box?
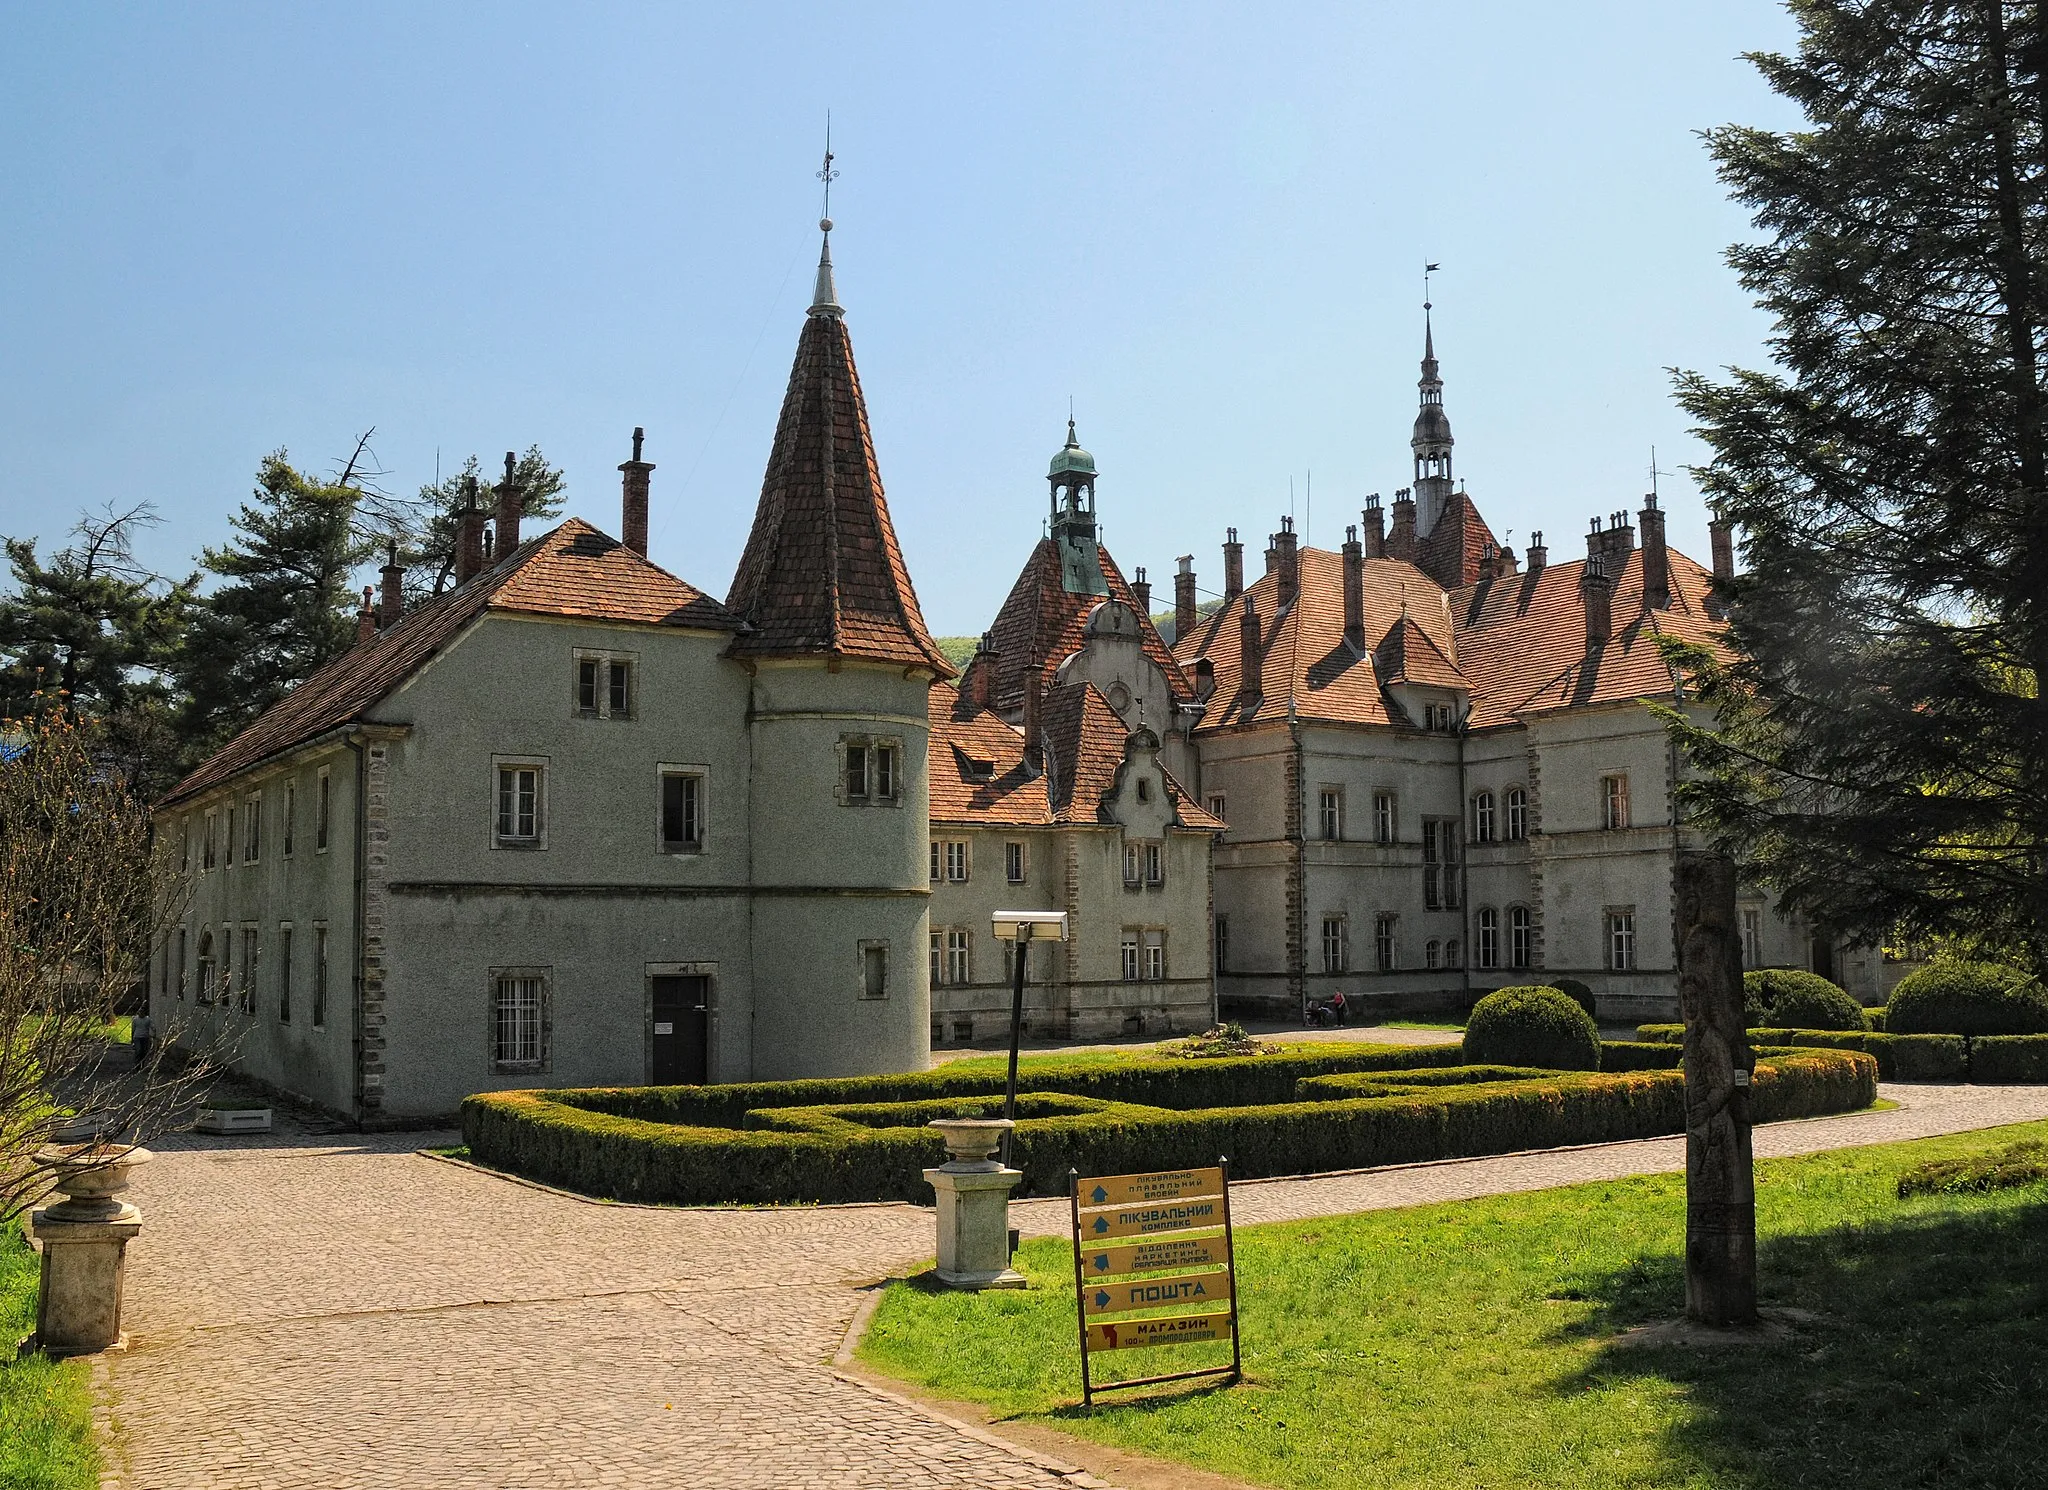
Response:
[1069,1167,1093,1408]
[1002,928,1030,1169]
[1219,1156,1242,1386]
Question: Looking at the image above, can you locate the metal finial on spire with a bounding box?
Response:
[809,114,843,318]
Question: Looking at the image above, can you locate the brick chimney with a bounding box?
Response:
[966,633,997,713]
[1638,492,1669,609]
[1582,556,1614,651]
[356,586,376,644]
[378,540,404,629]
[455,477,487,584]
[1174,555,1197,640]
[1710,518,1735,582]
[1388,491,1417,561]
[1132,566,1151,619]
[1526,529,1547,576]
[619,426,653,557]
[1361,495,1385,559]
[494,450,521,562]
[1342,525,1364,649]
[1223,528,1244,601]
[1274,516,1299,609]
[1239,599,1264,700]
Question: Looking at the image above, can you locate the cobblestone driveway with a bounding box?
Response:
[95,1082,2048,1488]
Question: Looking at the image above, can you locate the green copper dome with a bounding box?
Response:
[1049,419,1096,477]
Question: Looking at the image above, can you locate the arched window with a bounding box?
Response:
[1425,939,1442,969]
[1505,786,1528,841]
[1473,790,1496,842]
[1445,938,1460,967]
[1476,907,1499,968]
[1509,905,1533,968]
[197,929,216,1005]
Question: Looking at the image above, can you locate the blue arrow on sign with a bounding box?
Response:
[1093,1216,1109,1234]
[1091,1184,1109,1203]
[1094,1290,1111,1309]
[1090,1254,1109,1272]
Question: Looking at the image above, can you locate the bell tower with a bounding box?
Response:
[1411,300,1455,537]
[1049,419,1110,597]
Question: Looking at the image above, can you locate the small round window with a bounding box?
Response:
[1108,682,1132,713]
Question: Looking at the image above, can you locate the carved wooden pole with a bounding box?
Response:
[1676,850,1758,1325]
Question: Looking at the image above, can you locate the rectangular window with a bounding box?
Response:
[1477,907,1499,969]
[841,738,903,804]
[1321,916,1348,974]
[225,805,235,867]
[577,657,601,715]
[1510,905,1533,968]
[1206,794,1226,827]
[848,745,872,801]
[1123,842,1143,888]
[316,768,331,852]
[1374,793,1396,845]
[203,809,217,870]
[1608,910,1637,971]
[1319,788,1344,841]
[874,744,897,801]
[1741,906,1763,970]
[1121,930,1140,982]
[282,781,296,858]
[946,929,971,986]
[176,926,188,1001]
[943,841,969,883]
[1603,774,1631,831]
[496,764,543,844]
[573,651,638,719]
[313,924,329,1028]
[244,793,262,863]
[929,840,941,882]
[198,929,216,1004]
[492,972,548,1071]
[1375,914,1396,972]
[221,926,234,1005]
[1144,929,1166,981]
[242,927,259,1013]
[659,770,705,852]
[1422,819,1460,909]
[179,817,190,875]
[1144,842,1164,886]
[278,923,293,1023]
[1005,841,1027,884]
[1215,915,1228,975]
[859,942,889,1000]
[608,659,632,718]
[929,930,944,986]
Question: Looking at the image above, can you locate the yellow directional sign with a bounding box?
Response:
[1083,1232,1229,1279]
[1083,1268,1232,1317]
[1085,1309,1235,1352]
[1079,1194,1226,1240]
[1077,1167,1224,1209]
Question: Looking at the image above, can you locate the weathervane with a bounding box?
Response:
[817,113,839,228]
[1423,260,1441,311]
[1649,445,1672,500]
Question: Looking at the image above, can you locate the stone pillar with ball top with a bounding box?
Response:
[924,1119,1026,1290]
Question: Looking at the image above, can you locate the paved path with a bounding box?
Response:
[93,1081,2048,1488]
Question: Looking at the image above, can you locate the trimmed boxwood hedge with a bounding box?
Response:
[1965,1036,2048,1084]
[1744,969,1867,1031]
[1635,1024,1974,1081]
[1464,986,1602,1070]
[1886,961,2048,1036]
[460,1048,1875,1207]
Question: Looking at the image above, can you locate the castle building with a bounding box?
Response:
[926,425,1222,1044]
[1169,316,1859,1021]
[151,220,953,1122]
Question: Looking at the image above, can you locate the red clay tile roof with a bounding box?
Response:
[1377,614,1470,689]
[162,519,738,806]
[965,538,1190,715]
[927,681,1220,830]
[724,311,952,674]
[1414,491,1501,590]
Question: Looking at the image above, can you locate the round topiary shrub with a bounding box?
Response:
[1462,986,1601,1071]
[1744,969,1868,1031]
[1551,977,1598,1022]
[1886,961,2048,1036]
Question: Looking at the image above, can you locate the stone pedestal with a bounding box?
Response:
[924,1119,1026,1290]
[29,1143,152,1356]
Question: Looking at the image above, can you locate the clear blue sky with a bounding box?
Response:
[0,2,1799,635]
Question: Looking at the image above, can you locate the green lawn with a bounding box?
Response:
[1376,1019,1466,1031]
[860,1120,2048,1489]
[0,1222,99,1490]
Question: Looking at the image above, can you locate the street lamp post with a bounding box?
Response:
[990,910,1070,1167]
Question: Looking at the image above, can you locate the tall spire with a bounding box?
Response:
[1411,272,1455,536]
[810,123,843,318]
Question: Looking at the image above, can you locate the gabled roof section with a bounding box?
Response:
[1377,613,1469,689]
[927,681,1219,830]
[1451,547,1729,728]
[163,519,737,806]
[1414,491,1500,590]
[724,310,952,674]
[970,538,1191,716]
[1173,548,1457,729]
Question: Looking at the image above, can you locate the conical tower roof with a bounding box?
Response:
[725,247,952,674]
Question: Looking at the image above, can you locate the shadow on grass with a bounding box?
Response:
[1559,1198,2048,1489]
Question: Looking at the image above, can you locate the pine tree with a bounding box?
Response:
[1668,0,2048,973]
[399,446,566,602]
[175,452,374,755]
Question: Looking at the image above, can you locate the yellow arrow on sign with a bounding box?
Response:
[1085,1309,1234,1352]
[1084,1232,1229,1279]
[1083,1268,1232,1317]
[1081,1195,1225,1241]
[1079,1167,1224,1209]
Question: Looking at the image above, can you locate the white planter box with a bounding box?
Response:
[195,1107,272,1135]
